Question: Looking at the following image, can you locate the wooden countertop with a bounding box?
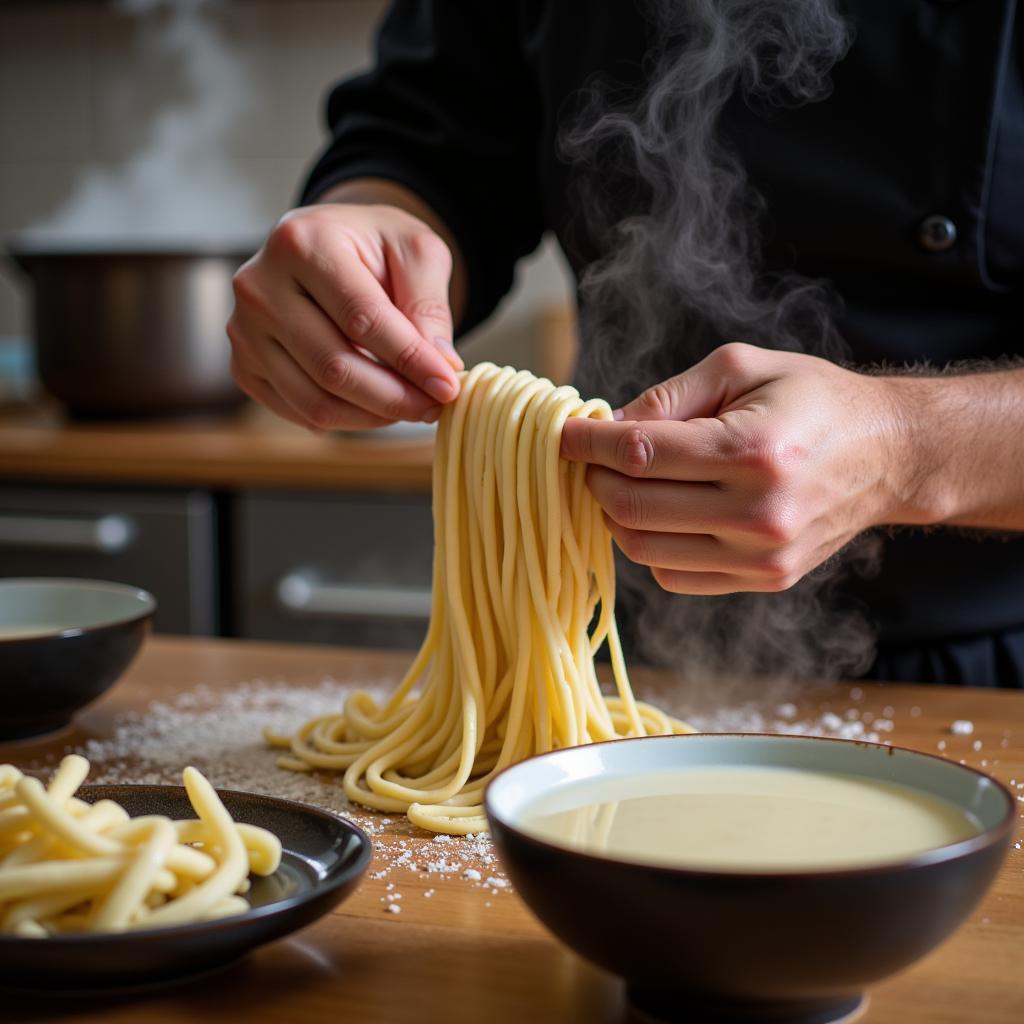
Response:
[2,635,1023,1023]
[0,402,434,491]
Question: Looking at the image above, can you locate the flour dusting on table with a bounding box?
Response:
[39,677,916,898]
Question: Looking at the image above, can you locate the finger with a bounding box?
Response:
[300,254,461,404]
[588,466,734,533]
[561,418,724,480]
[279,293,443,422]
[254,339,398,432]
[651,564,801,595]
[233,364,317,431]
[385,232,463,372]
[607,521,769,575]
[616,342,771,422]
[650,567,754,596]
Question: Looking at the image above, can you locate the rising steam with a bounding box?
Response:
[27,0,261,243]
[566,0,879,681]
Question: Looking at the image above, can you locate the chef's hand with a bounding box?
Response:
[228,195,463,431]
[561,343,911,595]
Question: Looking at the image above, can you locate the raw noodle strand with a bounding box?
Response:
[271,364,695,834]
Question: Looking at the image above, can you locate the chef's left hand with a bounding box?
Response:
[561,343,911,595]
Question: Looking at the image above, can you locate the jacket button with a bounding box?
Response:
[919,214,957,253]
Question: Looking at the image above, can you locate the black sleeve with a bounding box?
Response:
[300,2,546,335]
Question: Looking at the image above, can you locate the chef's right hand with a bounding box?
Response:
[228,203,463,431]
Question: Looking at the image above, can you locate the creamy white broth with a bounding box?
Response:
[517,766,981,871]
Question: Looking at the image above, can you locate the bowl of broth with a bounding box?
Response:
[485,733,1014,1024]
[0,578,156,740]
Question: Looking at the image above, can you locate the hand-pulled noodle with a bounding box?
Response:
[268,364,694,834]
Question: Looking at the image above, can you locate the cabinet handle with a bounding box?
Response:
[276,573,432,621]
[0,514,136,554]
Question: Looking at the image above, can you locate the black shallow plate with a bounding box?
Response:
[0,785,372,992]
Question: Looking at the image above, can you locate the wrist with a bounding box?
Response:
[873,375,957,527]
[315,176,420,210]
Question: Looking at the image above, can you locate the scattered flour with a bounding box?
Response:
[56,677,510,893]
[35,676,947,899]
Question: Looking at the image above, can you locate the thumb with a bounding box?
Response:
[616,342,762,421]
[388,231,463,372]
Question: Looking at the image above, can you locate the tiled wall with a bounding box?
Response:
[0,0,571,365]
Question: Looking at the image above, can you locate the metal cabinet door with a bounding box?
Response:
[0,485,218,634]
[235,490,434,649]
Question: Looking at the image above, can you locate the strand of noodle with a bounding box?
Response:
[137,768,247,928]
[173,821,281,877]
[1,886,97,933]
[15,778,121,857]
[90,817,176,931]
[270,364,695,833]
[0,859,123,901]
[45,754,90,803]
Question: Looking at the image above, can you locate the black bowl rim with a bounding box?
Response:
[484,732,1017,881]
[0,784,373,946]
[0,577,157,644]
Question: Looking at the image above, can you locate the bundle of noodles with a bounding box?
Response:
[0,755,280,935]
[267,363,694,833]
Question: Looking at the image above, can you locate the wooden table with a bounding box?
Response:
[2,635,1022,1023]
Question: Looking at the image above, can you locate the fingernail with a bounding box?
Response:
[434,337,464,370]
[424,375,457,403]
[612,408,625,421]
[422,405,442,424]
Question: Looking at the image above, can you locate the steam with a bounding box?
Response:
[566,0,879,680]
[27,0,262,243]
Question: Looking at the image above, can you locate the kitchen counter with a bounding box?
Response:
[2,634,1023,1023]
[0,401,434,491]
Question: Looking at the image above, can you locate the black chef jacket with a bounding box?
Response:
[302,1,1024,687]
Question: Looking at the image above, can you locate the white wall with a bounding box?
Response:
[0,0,572,368]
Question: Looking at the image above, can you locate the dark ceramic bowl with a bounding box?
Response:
[0,785,372,991]
[485,734,1014,1024]
[0,577,156,740]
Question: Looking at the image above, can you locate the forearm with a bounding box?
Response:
[315,178,468,330]
[884,366,1024,530]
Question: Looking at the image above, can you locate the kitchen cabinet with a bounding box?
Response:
[234,489,433,649]
[0,484,218,635]
[0,480,437,648]
[0,405,437,647]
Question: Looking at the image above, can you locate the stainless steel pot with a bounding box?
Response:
[9,241,256,418]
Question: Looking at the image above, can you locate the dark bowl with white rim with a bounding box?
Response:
[485,733,1015,1024]
[0,577,156,740]
[0,784,372,992]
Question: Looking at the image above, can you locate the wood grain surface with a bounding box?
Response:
[1,635,1021,1024]
[0,403,433,491]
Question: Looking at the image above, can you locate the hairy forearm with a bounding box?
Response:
[314,177,468,329]
[884,366,1024,531]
